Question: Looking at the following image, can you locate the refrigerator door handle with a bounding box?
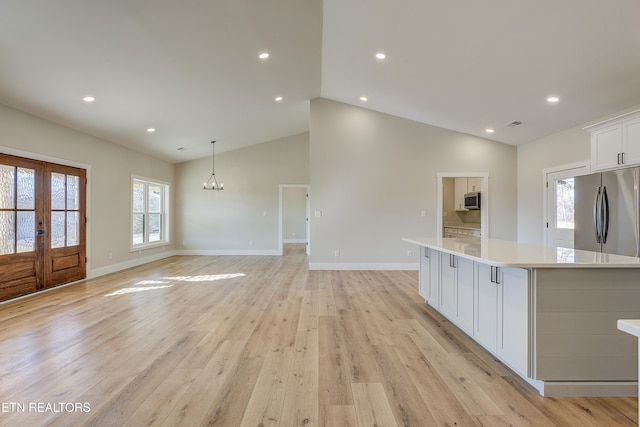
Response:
[593,186,602,243]
[636,170,640,257]
[602,186,609,244]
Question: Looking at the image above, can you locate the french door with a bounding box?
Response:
[0,153,86,301]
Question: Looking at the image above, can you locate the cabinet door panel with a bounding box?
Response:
[591,123,622,171]
[427,250,440,307]
[623,115,640,166]
[439,254,456,319]
[456,257,474,334]
[497,267,530,376]
[419,247,430,300]
[475,263,498,351]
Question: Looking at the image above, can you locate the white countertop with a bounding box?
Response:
[618,319,640,338]
[403,237,640,268]
[443,225,481,231]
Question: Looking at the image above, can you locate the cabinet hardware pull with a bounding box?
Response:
[425,248,429,258]
[618,153,621,165]
[496,267,501,284]
[490,266,495,283]
[622,152,626,164]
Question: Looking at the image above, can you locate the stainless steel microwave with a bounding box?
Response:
[464,192,481,210]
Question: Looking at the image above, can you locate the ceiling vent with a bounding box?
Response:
[505,120,523,127]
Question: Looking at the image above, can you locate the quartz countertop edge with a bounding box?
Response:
[618,319,640,337]
[403,237,640,268]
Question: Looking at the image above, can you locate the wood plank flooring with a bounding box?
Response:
[0,244,636,426]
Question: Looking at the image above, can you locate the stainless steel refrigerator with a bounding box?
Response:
[574,167,640,257]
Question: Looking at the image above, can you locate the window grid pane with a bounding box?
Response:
[149,214,161,242]
[148,185,161,213]
[0,165,15,209]
[67,175,80,210]
[51,211,66,248]
[51,172,66,210]
[17,168,35,210]
[16,211,35,253]
[67,211,79,246]
[0,211,15,255]
[133,182,145,213]
[133,214,145,244]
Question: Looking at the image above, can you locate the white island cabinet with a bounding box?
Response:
[404,237,640,397]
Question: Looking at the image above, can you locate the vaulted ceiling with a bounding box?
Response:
[1,0,640,163]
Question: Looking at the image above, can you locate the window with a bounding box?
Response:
[555,177,575,229]
[131,176,169,249]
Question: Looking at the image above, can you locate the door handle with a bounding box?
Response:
[37,229,45,235]
[593,186,601,243]
[602,186,609,244]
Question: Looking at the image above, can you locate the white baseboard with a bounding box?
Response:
[536,380,638,397]
[174,249,281,256]
[283,239,306,244]
[308,262,418,271]
[88,251,175,279]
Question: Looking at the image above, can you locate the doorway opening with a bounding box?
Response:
[278,184,310,256]
[544,161,590,247]
[436,173,489,239]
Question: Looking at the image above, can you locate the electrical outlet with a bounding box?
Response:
[407,250,412,257]
[315,211,322,217]
[334,250,340,257]
[249,240,254,246]
[421,210,427,217]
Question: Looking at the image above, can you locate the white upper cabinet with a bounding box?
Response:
[588,110,640,171]
[454,177,482,211]
[467,177,481,193]
[454,177,468,211]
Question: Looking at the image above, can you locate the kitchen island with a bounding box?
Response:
[403,237,640,397]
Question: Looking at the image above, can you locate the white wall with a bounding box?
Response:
[0,103,175,277]
[309,98,517,269]
[174,133,309,254]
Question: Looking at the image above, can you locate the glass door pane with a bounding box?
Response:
[50,172,82,248]
[555,178,575,229]
[0,164,36,254]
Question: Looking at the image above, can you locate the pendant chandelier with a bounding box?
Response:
[203,140,224,190]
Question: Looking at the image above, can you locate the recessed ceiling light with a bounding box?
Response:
[360,96,368,102]
[547,96,560,103]
[82,96,95,103]
[259,52,270,60]
[146,128,156,133]
[275,96,283,102]
[375,52,386,60]
[485,128,495,133]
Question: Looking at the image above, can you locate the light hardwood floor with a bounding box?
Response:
[0,244,636,426]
